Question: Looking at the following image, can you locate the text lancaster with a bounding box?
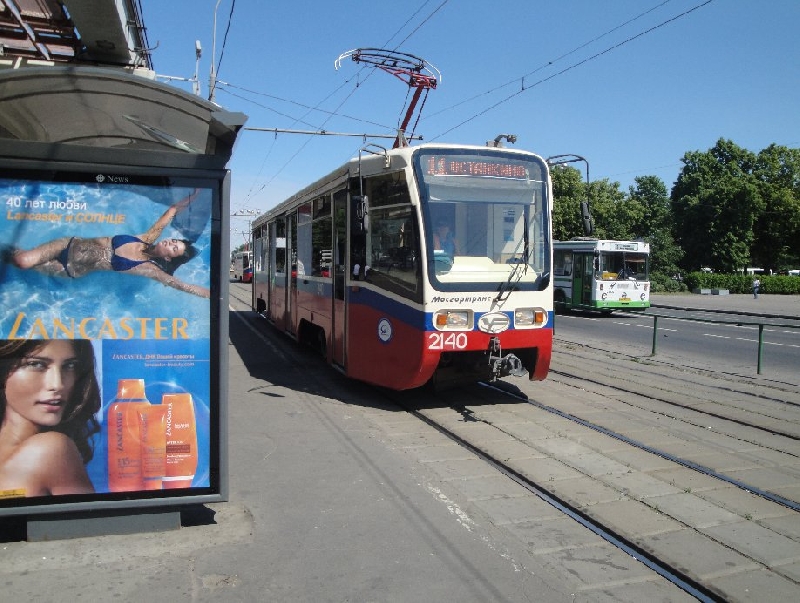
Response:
[6,313,191,340]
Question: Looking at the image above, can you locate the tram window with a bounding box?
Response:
[364,172,411,208]
[273,220,287,274]
[296,203,313,277]
[312,214,333,278]
[365,206,421,302]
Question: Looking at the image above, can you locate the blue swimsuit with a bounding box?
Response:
[110,234,154,271]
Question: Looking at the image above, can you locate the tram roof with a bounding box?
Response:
[250,142,550,229]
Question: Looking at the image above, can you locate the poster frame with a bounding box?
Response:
[0,141,230,518]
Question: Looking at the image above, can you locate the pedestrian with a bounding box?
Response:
[752,277,760,299]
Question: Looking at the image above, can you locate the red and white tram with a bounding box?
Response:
[250,142,553,390]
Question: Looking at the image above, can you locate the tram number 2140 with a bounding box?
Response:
[428,332,468,350]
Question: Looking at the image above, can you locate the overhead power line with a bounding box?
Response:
[430,0,715,141]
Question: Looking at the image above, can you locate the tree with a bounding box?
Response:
[586,178,632,240]
[550,165,587,241]
[671,139,762,272]
[628,176,683,281]
[751,144,800,271]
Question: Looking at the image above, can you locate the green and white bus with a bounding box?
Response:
[553,238,650,313]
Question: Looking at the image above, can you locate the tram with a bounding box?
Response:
[232,250,253,282]
[251,142,553,390]
[553,238,650,313]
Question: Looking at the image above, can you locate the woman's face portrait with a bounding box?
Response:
[4,340,79,429]
[154,238,187,259]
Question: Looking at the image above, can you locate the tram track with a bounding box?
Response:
[485,378,800,512]
[391,388,723,603]
[388,380,800,602]
[227,284,800,601]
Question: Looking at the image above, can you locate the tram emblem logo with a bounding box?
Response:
[478,312,510,334]
[378,318,393,343]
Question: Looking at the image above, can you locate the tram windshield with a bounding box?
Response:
[414,149,550,292]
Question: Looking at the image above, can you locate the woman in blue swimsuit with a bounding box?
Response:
[10,191,209,298]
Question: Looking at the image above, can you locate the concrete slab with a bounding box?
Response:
[469,493,563,525]
[709,567,800,603]
[585,499,686,537]
[645,492,741,528]
[639,528,760,580]
[700,520,800,568]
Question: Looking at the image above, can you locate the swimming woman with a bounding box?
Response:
[9,190,210,298]
[0,339,101,497]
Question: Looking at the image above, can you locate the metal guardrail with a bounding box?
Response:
[648,304,800,374]
[555,302,800,374]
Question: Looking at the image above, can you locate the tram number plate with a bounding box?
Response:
[428,332,468,350]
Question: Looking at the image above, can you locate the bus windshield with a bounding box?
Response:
[414,149,550,292]
[598,251,648,281]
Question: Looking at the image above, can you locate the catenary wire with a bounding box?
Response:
[430,0,715,141]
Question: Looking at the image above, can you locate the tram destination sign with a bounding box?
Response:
[424,156,529,179]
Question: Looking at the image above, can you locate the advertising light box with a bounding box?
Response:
[0,164,227,516]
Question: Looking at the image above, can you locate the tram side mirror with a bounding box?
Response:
[351,195,369,234]
[581,201,594,236]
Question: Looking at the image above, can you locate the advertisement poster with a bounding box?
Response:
[0,171,217,507]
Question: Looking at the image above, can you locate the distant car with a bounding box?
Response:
[242,267,253,283]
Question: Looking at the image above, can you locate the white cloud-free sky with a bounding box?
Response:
[141,0,799,250]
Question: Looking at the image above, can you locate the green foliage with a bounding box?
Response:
[550,139,799,293]
[671,139,799,273]
[650,272,687,293]
[683,272,800,294]
[628,176,683,279]
[551,165,586,241]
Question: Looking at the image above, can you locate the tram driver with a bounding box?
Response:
[433,219,460,256]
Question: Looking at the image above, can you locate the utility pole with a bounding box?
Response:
[208,0,222,102]
[231,209,258,250]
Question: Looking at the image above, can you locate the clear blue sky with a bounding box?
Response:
[141,0,799,251]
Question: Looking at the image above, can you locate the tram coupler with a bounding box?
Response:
[487,337,527,380]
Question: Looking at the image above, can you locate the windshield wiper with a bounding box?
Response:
[495,240,529,303]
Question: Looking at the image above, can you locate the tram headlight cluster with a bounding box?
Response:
[514,307,548,327]
[434,310,472,330]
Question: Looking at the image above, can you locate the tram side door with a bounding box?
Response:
[269,219,287,330]
[332,190,347,366]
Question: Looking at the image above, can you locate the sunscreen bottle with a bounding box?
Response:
[162,393,198,489]
[107,379,151,492]
[138,405,167,490]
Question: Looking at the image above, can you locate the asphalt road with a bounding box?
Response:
[554,293,800,384]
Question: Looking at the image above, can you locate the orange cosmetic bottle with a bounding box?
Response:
[107,379,151,492]
[138,405,167,490]
[162,393,198,489]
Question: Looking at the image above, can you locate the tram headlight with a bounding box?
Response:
[514,307,547,327]
[434,310,471,330]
